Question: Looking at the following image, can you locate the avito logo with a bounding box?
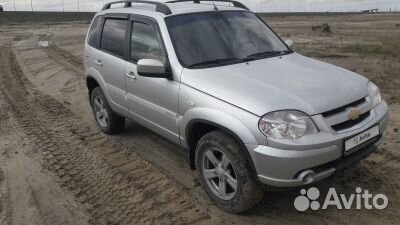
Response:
[294,187,388,211]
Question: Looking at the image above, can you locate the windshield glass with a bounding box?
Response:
[165,11,290,68]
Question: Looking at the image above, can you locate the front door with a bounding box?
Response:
[124,16,180,143]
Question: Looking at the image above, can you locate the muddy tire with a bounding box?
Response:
[196,130,264,213]
[90,87,124,134]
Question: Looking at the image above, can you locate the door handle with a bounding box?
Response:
[94,60,103,66]
[125,71,136,80]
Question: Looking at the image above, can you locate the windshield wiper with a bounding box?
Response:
[245,50,292,60]
[187,58,242,68]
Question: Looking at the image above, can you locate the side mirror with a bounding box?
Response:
[285,39,294,48]
[137,59,169,78]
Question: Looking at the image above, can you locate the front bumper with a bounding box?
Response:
[247,101,389,187]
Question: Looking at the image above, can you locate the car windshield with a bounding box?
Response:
[165,11,291,68]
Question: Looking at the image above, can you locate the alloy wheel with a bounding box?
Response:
[202,147,238,200]
[93,96,109,128]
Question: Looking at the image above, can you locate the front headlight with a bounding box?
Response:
[368,81,382,107]
[259,110,318,139]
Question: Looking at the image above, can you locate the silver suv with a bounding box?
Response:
[84,0,389,212]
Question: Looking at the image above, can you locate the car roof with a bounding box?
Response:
[167,2,245,15]
[96,2,246,18]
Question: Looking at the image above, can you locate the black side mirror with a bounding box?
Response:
[137,59,170,78]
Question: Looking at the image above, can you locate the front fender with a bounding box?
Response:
[180,107,258,148]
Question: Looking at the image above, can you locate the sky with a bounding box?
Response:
[0,0,399,12]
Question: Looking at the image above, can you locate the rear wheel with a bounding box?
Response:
[91,87,125,134]
[196,130,264,213]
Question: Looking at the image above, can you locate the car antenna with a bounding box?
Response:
[211,0,218,11]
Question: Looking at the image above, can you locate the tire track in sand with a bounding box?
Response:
[35,40,199,192]
[42,45,84,76]
[0,48,208,225]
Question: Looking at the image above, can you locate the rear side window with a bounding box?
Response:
[88,16,102,47]
[100,19,127,57]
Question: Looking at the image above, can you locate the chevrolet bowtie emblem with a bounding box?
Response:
[348,109,361,120]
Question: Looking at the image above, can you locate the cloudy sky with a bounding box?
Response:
[0,0,399,12]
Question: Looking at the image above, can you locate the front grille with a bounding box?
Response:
[331,111,370,131]
[322,98,366,117]
[320,97,371,132]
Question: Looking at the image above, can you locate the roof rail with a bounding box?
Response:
[102,0,172,15]
[166,0,249,10]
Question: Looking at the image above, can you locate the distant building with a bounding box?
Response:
[0,5,3,12]
[361,9,379,13]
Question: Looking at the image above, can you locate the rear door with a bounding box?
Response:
[124,15,180,143]
[96,14,129,113]
[85,16,103,79]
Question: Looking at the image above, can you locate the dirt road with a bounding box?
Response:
[0,14,399,225]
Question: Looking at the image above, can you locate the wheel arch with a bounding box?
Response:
[86,76,100,101]
[85,67,109,102]
[185,118,258,177]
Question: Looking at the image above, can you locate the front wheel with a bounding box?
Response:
[196,130,264,213]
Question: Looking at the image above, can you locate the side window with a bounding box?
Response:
[100,19,127,57]
[130,22,163,62]
[88,16,101,47]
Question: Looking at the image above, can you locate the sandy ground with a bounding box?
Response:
[0,14,399,225]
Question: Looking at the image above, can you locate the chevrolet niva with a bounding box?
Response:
[84,0,389,213]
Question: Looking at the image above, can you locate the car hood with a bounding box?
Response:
[180,53,369,116]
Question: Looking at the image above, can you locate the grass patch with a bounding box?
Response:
[301,51,350,58]
[340,42,399,57]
